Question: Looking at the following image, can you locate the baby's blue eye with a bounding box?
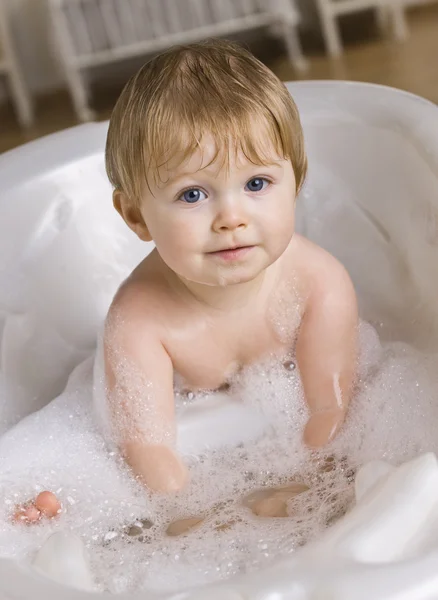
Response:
[180,188,206,203]
[245,178,269,192]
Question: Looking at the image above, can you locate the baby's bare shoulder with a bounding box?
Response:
[103,258,175,378]
[106,254,172,340]
[291,235,357,309]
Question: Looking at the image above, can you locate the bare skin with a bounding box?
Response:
[103,234,357,522]
[14,142,358,524]
[103,236,357,482]
[12,492,61,524]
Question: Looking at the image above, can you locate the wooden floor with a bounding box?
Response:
[1,3,438,155]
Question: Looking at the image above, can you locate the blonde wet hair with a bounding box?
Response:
[105,38,307,204]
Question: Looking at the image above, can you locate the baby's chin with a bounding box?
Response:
[180,265,270,288]
[212,270,263,287]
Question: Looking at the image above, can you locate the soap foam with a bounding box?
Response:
[1,322,438,594]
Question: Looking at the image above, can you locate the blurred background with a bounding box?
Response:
[0,0,437,155]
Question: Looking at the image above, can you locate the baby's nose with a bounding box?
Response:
[212,199,248,232]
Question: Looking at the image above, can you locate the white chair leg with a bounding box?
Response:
[64,64,95,122]
[49,2,95,123]
[390,0,409,41]
[376,2,390,34]
[5,54,34,127]
[0,1,33,127]
[315,0,343,58]
[281,22,308,72]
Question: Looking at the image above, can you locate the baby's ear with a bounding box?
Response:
[113,190,152,242]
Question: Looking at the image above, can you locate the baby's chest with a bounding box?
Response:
[169,313,299,391]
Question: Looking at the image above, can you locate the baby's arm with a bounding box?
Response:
[104,315,188,493]
[296,263,358,448]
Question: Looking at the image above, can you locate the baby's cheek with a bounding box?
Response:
[264,215,295,256]
[157,225,205,276]
[172,218,206,252]
[170,231,200,258]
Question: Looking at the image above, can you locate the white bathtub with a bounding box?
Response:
[1,81,438,599]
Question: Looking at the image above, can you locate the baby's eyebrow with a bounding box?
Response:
[240,159,283,168]
[264,161,283,168]
[164,171,196,186]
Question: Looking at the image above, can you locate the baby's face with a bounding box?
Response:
[138,138,297,287]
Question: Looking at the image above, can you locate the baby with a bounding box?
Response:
[15,39,358,524]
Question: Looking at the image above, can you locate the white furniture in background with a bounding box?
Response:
[0,0,33,127]
[48,0,307,123]
[315,0,409,57]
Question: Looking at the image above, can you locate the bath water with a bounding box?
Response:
[1,321,438,594]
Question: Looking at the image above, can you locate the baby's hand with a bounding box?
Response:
[124,442,189,493]
[303,409,345,448]
[12,491,62,524]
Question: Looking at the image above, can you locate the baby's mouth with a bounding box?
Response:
[207,245,255,261]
